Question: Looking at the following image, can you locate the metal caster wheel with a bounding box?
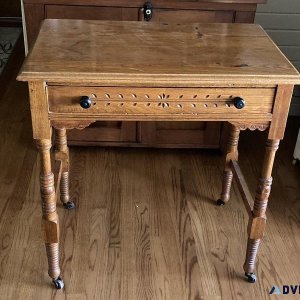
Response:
[245,272,256,283]
[63,201,76,210]
[216,199,225,206]
[52,277,64,289]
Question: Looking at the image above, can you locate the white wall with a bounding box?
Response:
[255,0,300,115]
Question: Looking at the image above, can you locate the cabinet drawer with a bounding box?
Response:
[48,86,275,120]
[146,9,234,23]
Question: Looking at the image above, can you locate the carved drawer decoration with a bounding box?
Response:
[48,87,275,119]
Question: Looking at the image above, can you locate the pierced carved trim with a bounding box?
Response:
[230,122,270,132]
[51,120,96,130]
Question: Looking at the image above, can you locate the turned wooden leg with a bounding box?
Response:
[36,139,64,289]
[243,139,280,283]
[217,124,240,205]
[55,128,75,210]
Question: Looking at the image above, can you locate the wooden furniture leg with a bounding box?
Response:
[55,128,75,209]
[217,124,240,205]
[36,139,64,289]
[243,139,280,283]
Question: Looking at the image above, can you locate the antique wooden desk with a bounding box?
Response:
[18,19,300,289]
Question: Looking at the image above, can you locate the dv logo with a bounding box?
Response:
[269,285,300,295]
[269,286,281,295]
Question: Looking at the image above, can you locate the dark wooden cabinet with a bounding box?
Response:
[23,0,266,147]
[45,5,138,21]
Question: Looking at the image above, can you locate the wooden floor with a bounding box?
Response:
[0,63,300,300]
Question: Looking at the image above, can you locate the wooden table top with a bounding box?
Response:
[18,19,300,86]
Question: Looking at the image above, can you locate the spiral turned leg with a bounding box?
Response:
[243,139,279,283]
[37,139,64,289]
[243,239,260,283]
[60,172,75,209]
[217,124,240,205]
[55,128,75,210]
[217,171,234,206]
[45,243,64,289]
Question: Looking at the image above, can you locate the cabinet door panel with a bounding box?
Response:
[68,121,137,145]
[139,122,221,148]
[46,5,139,21]
[150,9,234,23]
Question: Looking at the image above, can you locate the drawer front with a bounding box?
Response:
[48,86,275,120]
[146,9,234,23]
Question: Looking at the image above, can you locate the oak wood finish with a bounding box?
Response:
[19,21,299,85]
[17,19,300,288]
[2,65,300,298]
[22,0,262,48]
[230,160,254,214]
[22,0,263,148]
[53,159,62,199]
[27,82,51,139]
[36,139,61,280]
[219,124,240,204]
[243,139,280,275]
[54,128,70,204]
[47,87,275,118]
[269,84,294,140]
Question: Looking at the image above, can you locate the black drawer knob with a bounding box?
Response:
[80,96,92,109]
[143,2,153,21]
[233,97,245,109]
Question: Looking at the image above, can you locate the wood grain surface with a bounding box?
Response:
[1,68,300,299]
[18,20,300,85]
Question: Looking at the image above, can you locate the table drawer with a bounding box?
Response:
[48,86,275,119]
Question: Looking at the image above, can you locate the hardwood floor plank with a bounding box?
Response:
[147,154,186,300]
[120,151,137,300]
[161,154,203,300]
